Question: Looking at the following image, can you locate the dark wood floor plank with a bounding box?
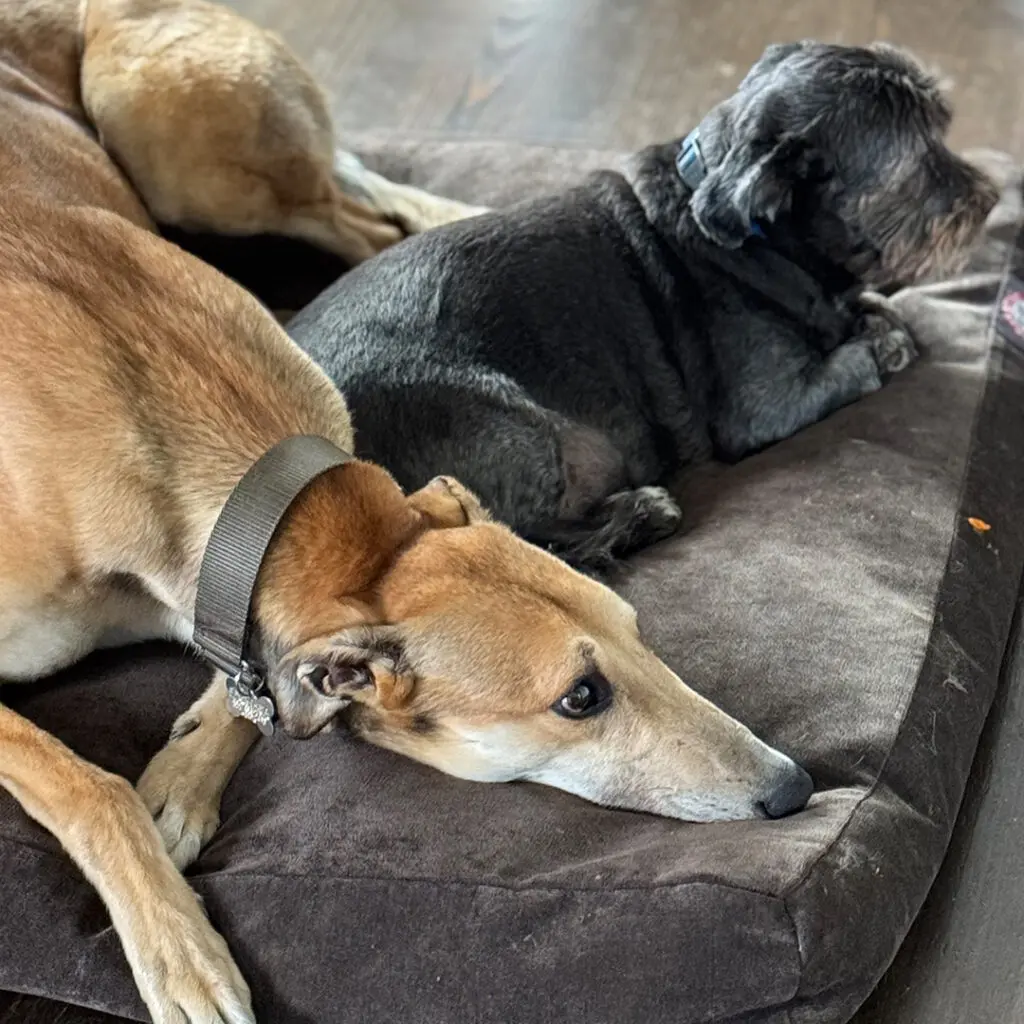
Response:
[220,0,1024,155]
[224,0,880,149]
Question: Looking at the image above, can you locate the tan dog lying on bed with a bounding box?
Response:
[0,1,813,1020]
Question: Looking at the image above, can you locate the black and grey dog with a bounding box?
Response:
[290,41,997,571]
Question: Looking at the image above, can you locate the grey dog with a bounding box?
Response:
[289,41,998,572]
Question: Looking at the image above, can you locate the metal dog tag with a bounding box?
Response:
[225,670,276,737]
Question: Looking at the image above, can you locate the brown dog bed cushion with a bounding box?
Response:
[2,142,1024,1024]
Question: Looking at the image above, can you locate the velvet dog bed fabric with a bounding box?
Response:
[2,142,1023,1024]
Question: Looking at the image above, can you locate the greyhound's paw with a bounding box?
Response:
[633,486,684,543]
[126,882,255,1024]
[138,718,221,871]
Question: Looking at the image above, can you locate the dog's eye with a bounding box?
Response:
[552,674,613,719]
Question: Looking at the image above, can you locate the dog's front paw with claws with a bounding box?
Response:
[138,713,224,871]
[871,323,918,374]
[125,889,255,1024]
[139,677,261,869]
[857,291,919,376]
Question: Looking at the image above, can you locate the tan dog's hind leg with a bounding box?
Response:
[81,0,402,265]
[333,149,489,235]
[138,674,259,870]
[0,704,254,1024]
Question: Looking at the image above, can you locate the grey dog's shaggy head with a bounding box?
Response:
[688,41,998,284]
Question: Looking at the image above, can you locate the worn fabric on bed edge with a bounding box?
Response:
[1,144,1023,1024]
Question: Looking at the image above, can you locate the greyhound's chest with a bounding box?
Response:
[0,603,104,682]
[0,585,185,684]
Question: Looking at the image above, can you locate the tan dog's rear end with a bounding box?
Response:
[0,2,810,1021]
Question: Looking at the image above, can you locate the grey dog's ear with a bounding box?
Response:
[690,135,805,248]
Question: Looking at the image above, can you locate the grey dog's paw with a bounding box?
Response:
[633,486,684,542]
[868,319,919,375]
[856,292,919,376]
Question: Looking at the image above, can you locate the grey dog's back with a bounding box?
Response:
[288,171,703,535]
[289,41,998,570]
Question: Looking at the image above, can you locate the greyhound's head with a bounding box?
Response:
[256,467,811,822]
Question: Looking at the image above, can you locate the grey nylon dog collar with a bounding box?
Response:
[193,435,353,736]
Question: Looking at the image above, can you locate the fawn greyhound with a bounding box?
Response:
[0,1,811,1021]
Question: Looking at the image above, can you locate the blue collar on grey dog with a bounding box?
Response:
[676,129,766,239]
[675,129,708,191]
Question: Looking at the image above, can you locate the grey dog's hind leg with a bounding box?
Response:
[523,424,682,573]
[528,486,683,574]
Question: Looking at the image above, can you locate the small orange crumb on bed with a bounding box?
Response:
[967,517,992,532]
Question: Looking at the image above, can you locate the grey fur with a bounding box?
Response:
[289,41,997,572]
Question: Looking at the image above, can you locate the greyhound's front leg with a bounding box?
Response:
[138,673,260,871]
[0,702,254,1023]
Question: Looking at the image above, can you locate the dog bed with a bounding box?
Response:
[2,141,1023,1024]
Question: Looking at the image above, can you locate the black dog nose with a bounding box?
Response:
[761,763,814,819]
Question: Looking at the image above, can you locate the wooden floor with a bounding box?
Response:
[3,1,1024,1022]
[228,0,1024,157]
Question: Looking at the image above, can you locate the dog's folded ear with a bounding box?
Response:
[690,135,808,248]
[408,475,492,528]
[296,626,414,711]
[270,626,416,737]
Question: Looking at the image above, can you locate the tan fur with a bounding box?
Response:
[1,708,252,1020]
[79,0,485,259]
[0,2,803,1020]
[0,2,479,1020]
